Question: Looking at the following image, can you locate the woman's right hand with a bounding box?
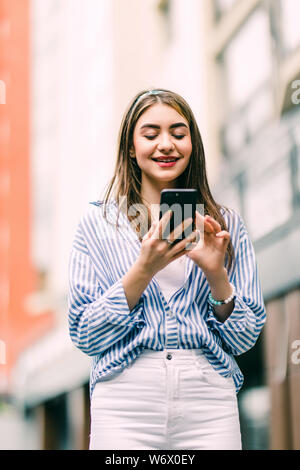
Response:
[136,210,198,278]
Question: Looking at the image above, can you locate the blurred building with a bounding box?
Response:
[202,0,300,450]
[1,0,117,450]
[0,0,55,447]
[1,0,184,450]
[0,0,212,450]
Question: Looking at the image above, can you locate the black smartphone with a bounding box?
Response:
[159,189,198,244]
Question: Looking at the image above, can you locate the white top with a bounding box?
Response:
[154,255,186,302]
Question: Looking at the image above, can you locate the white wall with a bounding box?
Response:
[31,0,115,318]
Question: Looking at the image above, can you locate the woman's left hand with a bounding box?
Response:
[185,211,230,275]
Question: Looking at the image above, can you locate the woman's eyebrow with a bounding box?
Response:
[140,122,188,130]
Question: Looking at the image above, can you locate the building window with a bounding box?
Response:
[43,394,69,450]
[222,10,272,110]
[245,157,293,240]
[218,9,273,157]
[280,0,300,56]
[157,0,172,41]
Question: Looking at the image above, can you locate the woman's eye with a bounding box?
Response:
[145,135,157,140]
[145,134,185,140]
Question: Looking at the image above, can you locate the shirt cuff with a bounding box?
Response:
[101,279,145,329]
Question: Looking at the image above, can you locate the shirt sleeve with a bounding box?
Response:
[68,221,145,356]
[205,214,266,355]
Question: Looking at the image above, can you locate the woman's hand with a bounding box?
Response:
[186,211,231,276]
[136,210,197,278]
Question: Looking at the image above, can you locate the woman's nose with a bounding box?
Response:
[157,134,175,152]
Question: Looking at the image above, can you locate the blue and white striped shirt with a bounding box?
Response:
[68,200,266,399]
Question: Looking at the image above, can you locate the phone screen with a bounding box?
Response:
[159,189,197,243]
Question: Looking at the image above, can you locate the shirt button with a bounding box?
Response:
[166,353,172,360]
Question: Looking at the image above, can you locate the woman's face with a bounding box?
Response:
[131,103,192,187]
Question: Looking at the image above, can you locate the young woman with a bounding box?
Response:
[68,88,266,450]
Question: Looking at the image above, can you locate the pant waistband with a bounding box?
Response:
[127,348,205,368]
[142,348,203,358]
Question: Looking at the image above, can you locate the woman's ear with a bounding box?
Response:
[129,147,135,158]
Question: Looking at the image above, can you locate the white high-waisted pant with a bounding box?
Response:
[89,348,242,450]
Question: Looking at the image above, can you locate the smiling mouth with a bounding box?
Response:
[151,157,180,162]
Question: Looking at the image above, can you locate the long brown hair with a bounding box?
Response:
[102,88,235,270]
